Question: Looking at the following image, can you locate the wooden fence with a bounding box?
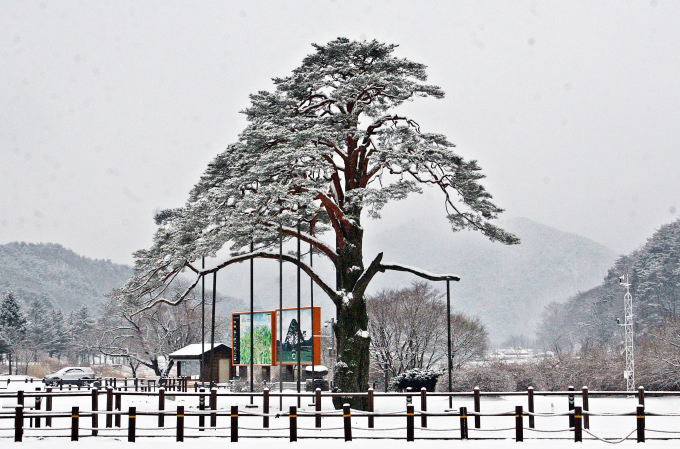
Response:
[1,386,679,442]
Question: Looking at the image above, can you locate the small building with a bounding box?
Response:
[169,343,233,383]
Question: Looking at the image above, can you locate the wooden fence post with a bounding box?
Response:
[176,405,184,442]
[91,387,98,436]
[134,378,139,392]
[568,386,575,428]
[210,388,217,428]
[527,386,535,429]
[343,404,352,442]
[574,405,583,442]
[459,406,468,440]
[46,387,52,427]
[406,404,415,441]
[474,387,481,429]
[115,392,122,427]
[263,388,270,428]
[637,404,645,443]
[368,388,374,428]
[14,405,23,442]
[638,386,645,407]
[17,390,24,406]
[71,406,79,441]
[515,405,523,442]
[106,387,113,428]
[198,387,205,431]
[34,387,42,428]
[128,406,136,442]
[289,405,297,442]
[159,387,165,427]
[315,388,322,428]
[420,387,427,428]
[231,405,239,442]
[582,386,589,429]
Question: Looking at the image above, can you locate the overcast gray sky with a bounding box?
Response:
[2,1,679,266]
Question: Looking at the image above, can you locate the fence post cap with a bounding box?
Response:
[527,386,533,390]
[368,387,373,392]
[473,386,480,391]
[638,386,644,390]
[315,387,321,392]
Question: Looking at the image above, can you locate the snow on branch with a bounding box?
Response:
[379,263,460,282]
[133,249,340,316]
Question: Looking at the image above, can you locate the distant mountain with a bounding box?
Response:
[0,242,132,313]
[365,217,619,342]
[536,217,680,349]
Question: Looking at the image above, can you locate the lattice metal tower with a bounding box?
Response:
[620,274,635,392]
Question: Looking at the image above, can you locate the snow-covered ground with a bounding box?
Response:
[2,378,680,447]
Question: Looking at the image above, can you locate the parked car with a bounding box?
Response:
[43,367,96,386]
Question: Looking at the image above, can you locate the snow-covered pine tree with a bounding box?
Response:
[0,292,26,375]
[118,38,518,407]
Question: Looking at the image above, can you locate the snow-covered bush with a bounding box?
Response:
[391,368,442,392]
[446,364,515,392]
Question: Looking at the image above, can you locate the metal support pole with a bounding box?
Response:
[310,241,315,391]
[279,226,284,411]
[201,257,205,386]
[250,240,254,401]
[446,280,453,409]
[210,271,217,387]
[296,222,301,408]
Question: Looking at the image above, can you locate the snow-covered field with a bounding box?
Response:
[2,377,680,447]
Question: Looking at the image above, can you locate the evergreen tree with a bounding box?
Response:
[118,38,518,405]
[0,292,27,375]
[68,306,95,364]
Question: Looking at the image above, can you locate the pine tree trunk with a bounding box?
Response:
[332,215,371,409]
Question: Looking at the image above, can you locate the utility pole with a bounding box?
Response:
[620,274,635,392]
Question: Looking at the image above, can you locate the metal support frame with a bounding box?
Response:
[619,274,635,392]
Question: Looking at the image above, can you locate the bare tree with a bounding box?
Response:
[368,281,488,378]
[97,282,211,376]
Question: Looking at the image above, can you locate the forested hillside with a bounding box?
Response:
[537,218,680,350]
[0,242,131,313]
[365,217,619,342]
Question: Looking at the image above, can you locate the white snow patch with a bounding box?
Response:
[355,329,370,338]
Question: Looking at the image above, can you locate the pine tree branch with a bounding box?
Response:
[379,263,460,282]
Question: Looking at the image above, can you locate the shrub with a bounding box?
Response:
[447,364,515,392]
[391,368,442,392]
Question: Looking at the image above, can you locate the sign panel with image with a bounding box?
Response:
[232,312,274,365]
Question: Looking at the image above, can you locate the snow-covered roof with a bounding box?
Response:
[168,343,230,359]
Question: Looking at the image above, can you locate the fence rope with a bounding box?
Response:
[583,428,637,444]
[647,428,680,434]
[524,426,573,433]
[352,426,408,431]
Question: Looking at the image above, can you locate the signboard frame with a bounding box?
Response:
[232,307,320,366]
[231,311,276,366]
